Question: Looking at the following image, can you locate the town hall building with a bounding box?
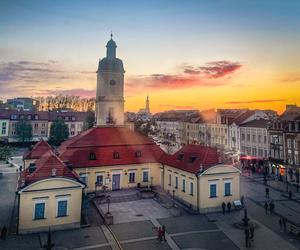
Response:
[18,35,241,233]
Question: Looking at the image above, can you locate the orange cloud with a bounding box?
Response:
[126,60,242,92]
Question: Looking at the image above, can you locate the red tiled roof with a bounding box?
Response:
[161,144,220,174]
[20,150,80,187]
[58,127,165,168]
[62,127,155,148]
[23,140,53,160]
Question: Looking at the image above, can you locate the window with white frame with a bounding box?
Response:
[175,176,178,189]
[190,181,194,196]
[287,139,292,149]
[209,182,217,198]
[142,170,149,182]
[96,174,104,185]
[34,201,46,220]
[129,171,136,183]
[182,178,186,192]
[224,180,232,196]
[56,198,68,217]
[80,173,88,185]
[168,173,171,186]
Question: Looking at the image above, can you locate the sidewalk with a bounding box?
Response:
[207,210,298,250]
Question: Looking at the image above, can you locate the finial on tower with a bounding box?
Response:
[110,31,113,39]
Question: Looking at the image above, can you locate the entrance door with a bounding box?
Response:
[112,174,121,190]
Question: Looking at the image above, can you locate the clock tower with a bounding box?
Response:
[96,34,125,126]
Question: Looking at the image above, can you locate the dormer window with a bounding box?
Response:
[71,116,76,121]
[113,151,120,159]
[34,114,39,120]
[177,153,184,160]
[188,156,197,163]
[135,151,142,158]
[65,116,69,121]
[89,152,96,160]
[27,115,32,120]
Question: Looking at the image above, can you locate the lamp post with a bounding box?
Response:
[172,190,175,207]
[106,195,111,215]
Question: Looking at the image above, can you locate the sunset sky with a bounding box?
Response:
[1,0,300,113]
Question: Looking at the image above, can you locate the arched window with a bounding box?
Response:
[89,152,96,160]
[135,151,142,158]
[113,151,120,159]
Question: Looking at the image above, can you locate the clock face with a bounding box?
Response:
[110,80,116,86]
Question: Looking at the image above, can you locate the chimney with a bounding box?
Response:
[51,168,57,177]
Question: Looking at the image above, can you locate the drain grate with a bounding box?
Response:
[135,214,143,217]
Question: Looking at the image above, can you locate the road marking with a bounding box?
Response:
[120,236,157,244]
[70,242,111,250]
[151,218,180,250]
[169,229,221,237]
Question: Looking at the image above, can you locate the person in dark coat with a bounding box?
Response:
[265,187,269,198]
[161,225,166,242]
[245,228,250,248]
[222,202,226,214]
[279,218,283,232]
[264,201,268,215]
[157,227,162,242]
[1,226,7,240]
[227,202,232,214]
[282,217,287,232]
[249,224,254,239]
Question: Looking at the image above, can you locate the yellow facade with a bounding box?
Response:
[18,178,84,234]
[163,165,198,210]
[198,165,241,213]
[74,163,162,193]
[162,164,240,212]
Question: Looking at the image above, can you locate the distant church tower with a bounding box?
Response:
[95,34,125,126]
[145,95,150,113]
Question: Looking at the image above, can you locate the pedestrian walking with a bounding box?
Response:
[249,224,255,239]
[241,195,245,207]
[264,201,268,215]
[221,202,226,214]
[227,202,232,214]
[161,225,166,242]
[265,187,269,198]
[289,190,292,199]
[245,228,250,248]
[1,226,7,240]
[282,217,287,232]
[270,201,274,214]
[157,227,162,242]
[279,218,283,232]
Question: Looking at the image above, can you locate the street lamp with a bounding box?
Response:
[106,195,111,215]
[172,190,175,207]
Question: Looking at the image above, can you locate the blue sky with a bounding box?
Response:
[1,0,300,112]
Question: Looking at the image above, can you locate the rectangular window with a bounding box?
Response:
[224,182,231,196]
[168,173,171,186]
[142,171,149,182]
[190,182,194,196]
[1,128,6,135]
[210,184,217,198]
[34,202,45,220]
[96,174,104,185]
[34,123,38,129]
[57,200,68,217]
[175,176,178,189]
[258,135,261,143]
[264,136,267,144]
[80,174,88,185]
[129,172,135,183]
[182,179,186,192]
[287,139,292,149]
